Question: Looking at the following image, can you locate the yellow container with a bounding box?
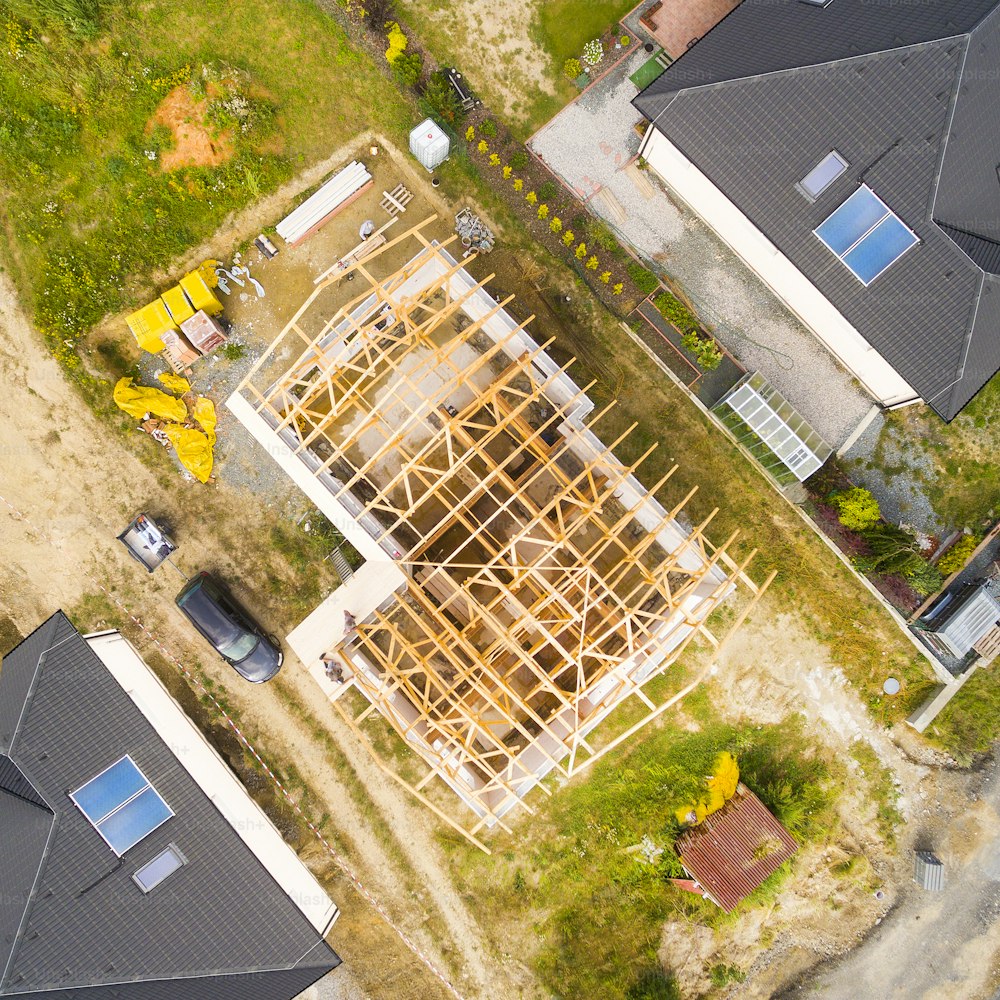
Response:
[125,300,177,353]
[180,271,223,317]
[161,284,195,325]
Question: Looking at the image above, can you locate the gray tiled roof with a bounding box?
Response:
[0,613,340,999]
[634,0,1000,420]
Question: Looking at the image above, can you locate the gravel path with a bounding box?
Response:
[531,55,874,448]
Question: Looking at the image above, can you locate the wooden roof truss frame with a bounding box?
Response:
[237,218,774,850]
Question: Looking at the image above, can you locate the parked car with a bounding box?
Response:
[175,573,282,682]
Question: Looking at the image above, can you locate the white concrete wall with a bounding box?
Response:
[640,128,919,407]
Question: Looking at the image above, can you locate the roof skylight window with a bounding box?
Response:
[797,150,848,201]
[133,844,186,892]
[815,185,918,285]
[70,755,173,855]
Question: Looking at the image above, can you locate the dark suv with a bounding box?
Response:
[175,573,282,682]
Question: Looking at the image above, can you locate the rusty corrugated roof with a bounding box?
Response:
[676,782,798,912]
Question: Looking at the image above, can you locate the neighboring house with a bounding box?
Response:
[633,0,1000,421]
[674,783,798,912]
[913,583,1000,659]
[0,612,341,999]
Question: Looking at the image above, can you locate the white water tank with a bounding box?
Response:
[409,118,450,171]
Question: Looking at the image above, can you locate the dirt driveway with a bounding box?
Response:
[786,760,1000,1000]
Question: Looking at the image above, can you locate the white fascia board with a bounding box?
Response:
[84,630,339,936]
[641,128,919,408]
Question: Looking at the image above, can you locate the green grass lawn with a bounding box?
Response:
[443,710,845,1000]
[534,0,639,66]
[0,0,413,365]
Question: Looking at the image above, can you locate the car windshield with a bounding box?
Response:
[182,585,257,659]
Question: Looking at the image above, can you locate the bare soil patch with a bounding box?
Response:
[149,84,233,171]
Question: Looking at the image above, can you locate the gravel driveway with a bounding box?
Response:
[784,758,1000,1000]
[530,54,874,449]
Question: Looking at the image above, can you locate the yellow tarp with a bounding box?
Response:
[180,271,223,316]
[113,377,187,422]
[161,285,195,326]
[192,396,217,445]
[197,259,222,289]
[125,300,177,353]
[675,752,741,827]
[164,425,214,483]
[157,373,191,394]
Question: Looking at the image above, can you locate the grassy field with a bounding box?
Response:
[0,0,412,365]
[397,0,635,136]
[443,707,842,1000]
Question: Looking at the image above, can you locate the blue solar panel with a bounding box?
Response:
[72,757,147,822]
[71,755,173,855]
[842,215,918,285]
[97,787,174,855]
[815,186,888,255]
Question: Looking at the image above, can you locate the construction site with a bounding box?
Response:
[228,217,773,847]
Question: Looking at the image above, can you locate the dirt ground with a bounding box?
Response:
[149,84,233,171]
[4,133,1000,1000]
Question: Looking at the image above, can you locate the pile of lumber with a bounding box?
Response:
[277,161,373,246]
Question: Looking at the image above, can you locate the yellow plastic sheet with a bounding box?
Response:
[164,424,214,483]
[157,373,191,394]
[197,259,222,289]
[674,752,741,827]
[113,377,187,422]
[192,397,217,446]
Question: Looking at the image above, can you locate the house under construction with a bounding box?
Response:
[227,216,772,849]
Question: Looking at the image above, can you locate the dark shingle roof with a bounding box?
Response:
[634,0,1000,420]
[0,613,340,999]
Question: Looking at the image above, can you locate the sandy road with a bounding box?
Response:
[0,264,522,999]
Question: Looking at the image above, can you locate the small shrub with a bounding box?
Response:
[680,331,723,370]
[575,242,588,259]
[538,179,558,202]
[513,870,527,893]
[384,21,407,63]
[621,35,631,46]
[653,291,698,334]
[562,230,575,246]
[465,125,475,141]
[582,38,604,66]
[489,153,500,166]
[586,255,598,270]
[513,178,524,192]
[525,190,537,205]
[627,260,660,295]
[481,118,497,138]
[904,559,944,597]
[588,218,619,253]
[391,51,422,88]
[221,342,247,361]
[477,139,488,154]
[563,57,582,79]
[829,487,881,532]
[709,964,746,988]
[537,204,549,219]
[421,70,461,124]
[510,149,528,171]
[613,282,624,295]
[502,165,512,179]
[937,534,978,575]
[549,217,562,233]
[600,270,611,283]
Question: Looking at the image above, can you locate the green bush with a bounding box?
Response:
[538,179,557,202]
[421,71,461,124]
[653,291,698,334]
[627,260,660,295]
[480,118,497,138]
[828,487,881,532]
[904,559,944,597]
[680,330,723,371]
[588,218,621,253]
[391,52,423,88]
[709,964,747,988]
[626,969,680,1000]
[510,149,528,171]
[937,534,978,575]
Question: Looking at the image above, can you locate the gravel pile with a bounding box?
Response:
[531,53,874,447]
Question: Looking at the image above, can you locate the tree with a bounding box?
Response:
[391,52,422,87]
[828,487,880,531]
[421,71,460,124]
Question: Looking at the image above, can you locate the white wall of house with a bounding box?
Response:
[640,127,920,408]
